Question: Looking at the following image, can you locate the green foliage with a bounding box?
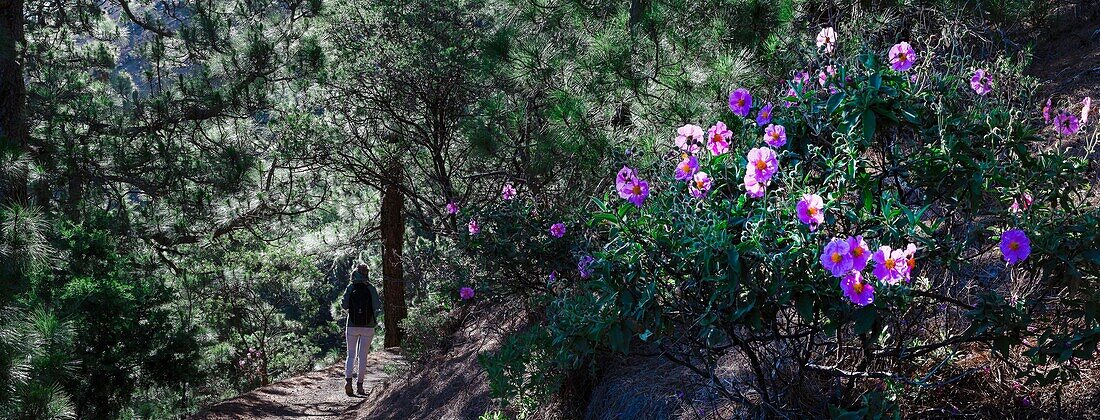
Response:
[0,306,78,420]
[475,11,1100,415]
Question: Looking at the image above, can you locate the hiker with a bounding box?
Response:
[340,264,382,396]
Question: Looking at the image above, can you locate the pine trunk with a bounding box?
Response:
[380,162,406,348]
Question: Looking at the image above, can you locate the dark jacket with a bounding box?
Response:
[341,271,383,328]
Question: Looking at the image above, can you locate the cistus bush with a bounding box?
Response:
[479,27,1100,415]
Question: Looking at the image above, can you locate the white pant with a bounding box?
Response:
[345,327,374,382]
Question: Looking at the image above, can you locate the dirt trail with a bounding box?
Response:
[191,350,406,420]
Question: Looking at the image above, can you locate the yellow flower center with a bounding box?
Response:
[632,184,642,195]
[681,163,691,173]
[898,52,907,61]
[852,281,864,293]
[831,252,843,263]
[808,207,818,216]
[907,257,915,269]
[1009,241,1019,251]
[737,99,745,107]
[713,133,723,143]
[695,180,705,189]
[885,259,895,270]
[755,160,767,171]
[852,247,863,258]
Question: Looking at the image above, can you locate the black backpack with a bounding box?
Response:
[348,283,375,327]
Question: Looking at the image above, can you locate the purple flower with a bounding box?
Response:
[446,202,460,215]
[578,255,594,279]
[729,88,753,117]
[756,103,774,126]
[675,124,704,154]
[796,194,824,231]
[689,171,712,199]
[550,222,566,238]
[674,155,699,181]
[745,147,779,182]
[468,219,481,235]
[816,27,837,54]
[888,42,916,72]
[1054,112,1080,136]
[1042,98,1052,123]
[872,246,909,284]
[501,183,517,200]
[459,287,475,300]
[840,271,874,306]
[820,238,854,277]
[1000,229,1031,265]
[1082,97,1092,125]
[618,175,650,208]
[763,124,786,148]
[848,236,871,271]
[548,271,558,283]
[970,69,992,96]
[616,166,636,198]
[706,122,732,156]
[743,172,766,198]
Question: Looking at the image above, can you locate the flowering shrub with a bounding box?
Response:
[529,31,1100,414]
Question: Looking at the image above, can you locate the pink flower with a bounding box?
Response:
[970,69,992,96]
[501,183,517,200]
[1009,193,1033,213]
[459,287,475,300]
[756,103,774,126]
[1054,112,1080,136]
[848,236,870,271]
[729,88,753,118]
[1000,229,1031,265]
[840,271,874,306]
[816,27,837,54]
[818,65,836,88]
[888,42,917,72]
[675,124,705,154]
[763,124,786,148]
[902,243,917,275]
[796,194,824,231]
[743,172,766,198]
[689,171,712,199]
[1082,97,1092,125]
[550,222,566,238]
[618,175,650,208]
[872,246,909,284]
[468,219,481,235]
[446,202,460,215]
[820,238,854,277]
[674,155,699,181]
[1042,98,1052,123]
[706,122,732,155]
[784,71,810,107]
[746,147,779,182]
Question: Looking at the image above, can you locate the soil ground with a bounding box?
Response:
[189,350,406,420]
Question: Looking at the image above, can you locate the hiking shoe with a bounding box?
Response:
[356,382,366,395]
[344,379,354,397]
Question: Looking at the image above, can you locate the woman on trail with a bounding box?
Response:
[340,264,383,396]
